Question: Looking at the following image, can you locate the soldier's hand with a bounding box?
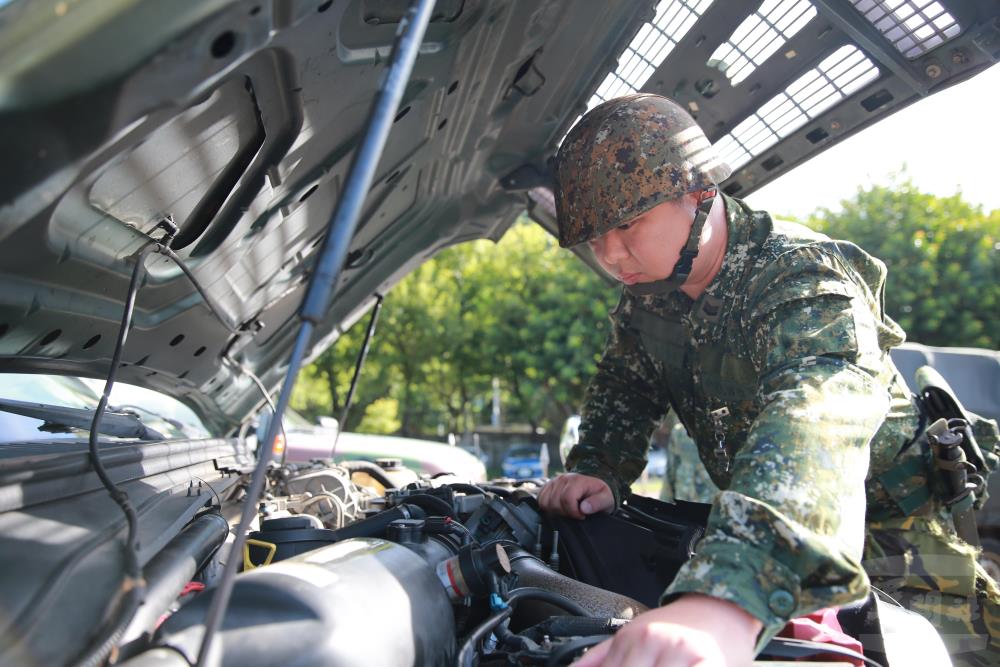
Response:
[571,594,760,667]
[537,473,614,519]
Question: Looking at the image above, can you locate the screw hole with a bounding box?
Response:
[299,183,319,203]
[40,329,61,346]
[210,31,237,59]
[437,118,448,130]
[394,106,411,123]
[170,334,185,347]
[249,5,261,15]
[448,80,459,94]
[83,334,101,349]
[194,346,207,357]
[318,0,333,12]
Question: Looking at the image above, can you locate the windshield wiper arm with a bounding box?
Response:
[0,398,166,440]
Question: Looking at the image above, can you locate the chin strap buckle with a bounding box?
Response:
[624,187,719,297]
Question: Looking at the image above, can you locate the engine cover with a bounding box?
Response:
[157,539,455,667]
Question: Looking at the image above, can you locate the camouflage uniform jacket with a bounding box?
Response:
[565,194,921,647]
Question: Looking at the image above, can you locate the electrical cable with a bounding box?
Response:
[153,246,242,334]
[457,606,513,667]
[71,242,158,667]
[225,359,289,467]
[456,587,591,667]
[761,637,884,667]
[70,215,250,666]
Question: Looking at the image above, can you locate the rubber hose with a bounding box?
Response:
[507,549,646,620]
[507,587,590,617]
[400,493,456,518]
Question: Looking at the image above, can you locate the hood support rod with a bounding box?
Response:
[194,1,437,665]
[331,293,384,458]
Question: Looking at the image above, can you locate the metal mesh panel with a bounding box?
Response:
[586,0,715,110]
[708,0,817,86]
[850,0,961,58]
[715,45,879,169]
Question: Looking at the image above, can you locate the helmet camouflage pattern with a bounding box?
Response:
[554,94,732,248]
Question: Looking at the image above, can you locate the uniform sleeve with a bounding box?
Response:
[663,247,891,650]
[565,295,670,507]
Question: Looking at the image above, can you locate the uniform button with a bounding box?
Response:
[768,589,795,616]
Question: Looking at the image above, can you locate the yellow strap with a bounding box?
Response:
[243,538,277,570]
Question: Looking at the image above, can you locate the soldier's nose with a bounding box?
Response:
[598,231,629,264]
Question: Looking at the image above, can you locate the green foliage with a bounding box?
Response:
[291,219,618,437]
[807,179,999,349]
[357,397,402,434]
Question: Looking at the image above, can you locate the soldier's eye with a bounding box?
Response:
[617,222,633,231]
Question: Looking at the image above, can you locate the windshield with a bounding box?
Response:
[0,373,214,444]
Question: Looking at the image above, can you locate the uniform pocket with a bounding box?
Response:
[699,345,758,401]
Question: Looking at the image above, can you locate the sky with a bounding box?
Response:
[745,62,1000,219]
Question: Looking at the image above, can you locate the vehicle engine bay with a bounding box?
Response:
[0,435,938,666]
[128,457,709,667]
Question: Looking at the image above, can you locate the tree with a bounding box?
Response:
[291,218,618,438]
[808,179,999,349]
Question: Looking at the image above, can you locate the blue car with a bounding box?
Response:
[501,444,547,480]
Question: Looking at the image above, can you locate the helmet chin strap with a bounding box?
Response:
[625,187,718,297]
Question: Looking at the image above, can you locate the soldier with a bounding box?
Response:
[537,94,1000,666]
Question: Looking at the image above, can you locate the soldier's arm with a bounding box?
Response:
[664,246,889,650]
[565,296,669,507]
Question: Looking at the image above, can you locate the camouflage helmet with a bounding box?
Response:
[554,94,732,248]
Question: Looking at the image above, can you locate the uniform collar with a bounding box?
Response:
[689,194,771,326]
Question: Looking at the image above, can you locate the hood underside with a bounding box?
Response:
[0,0,652,432]
[0,0,996,433]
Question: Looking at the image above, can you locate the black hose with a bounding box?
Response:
[506,548,646,619]
[118,513,230,658]
[326,504,426,542]
[457,607,513,667]
[506,587,591,617]
[401,493,456,518]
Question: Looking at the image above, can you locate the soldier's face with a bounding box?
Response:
[587,197,695,285]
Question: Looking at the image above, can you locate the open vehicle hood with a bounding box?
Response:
[1,0,997,434]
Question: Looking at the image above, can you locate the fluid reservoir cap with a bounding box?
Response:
[376,457,404,470]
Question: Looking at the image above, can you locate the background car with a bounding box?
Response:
[258,408,487,481]
[501,443,547,480]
